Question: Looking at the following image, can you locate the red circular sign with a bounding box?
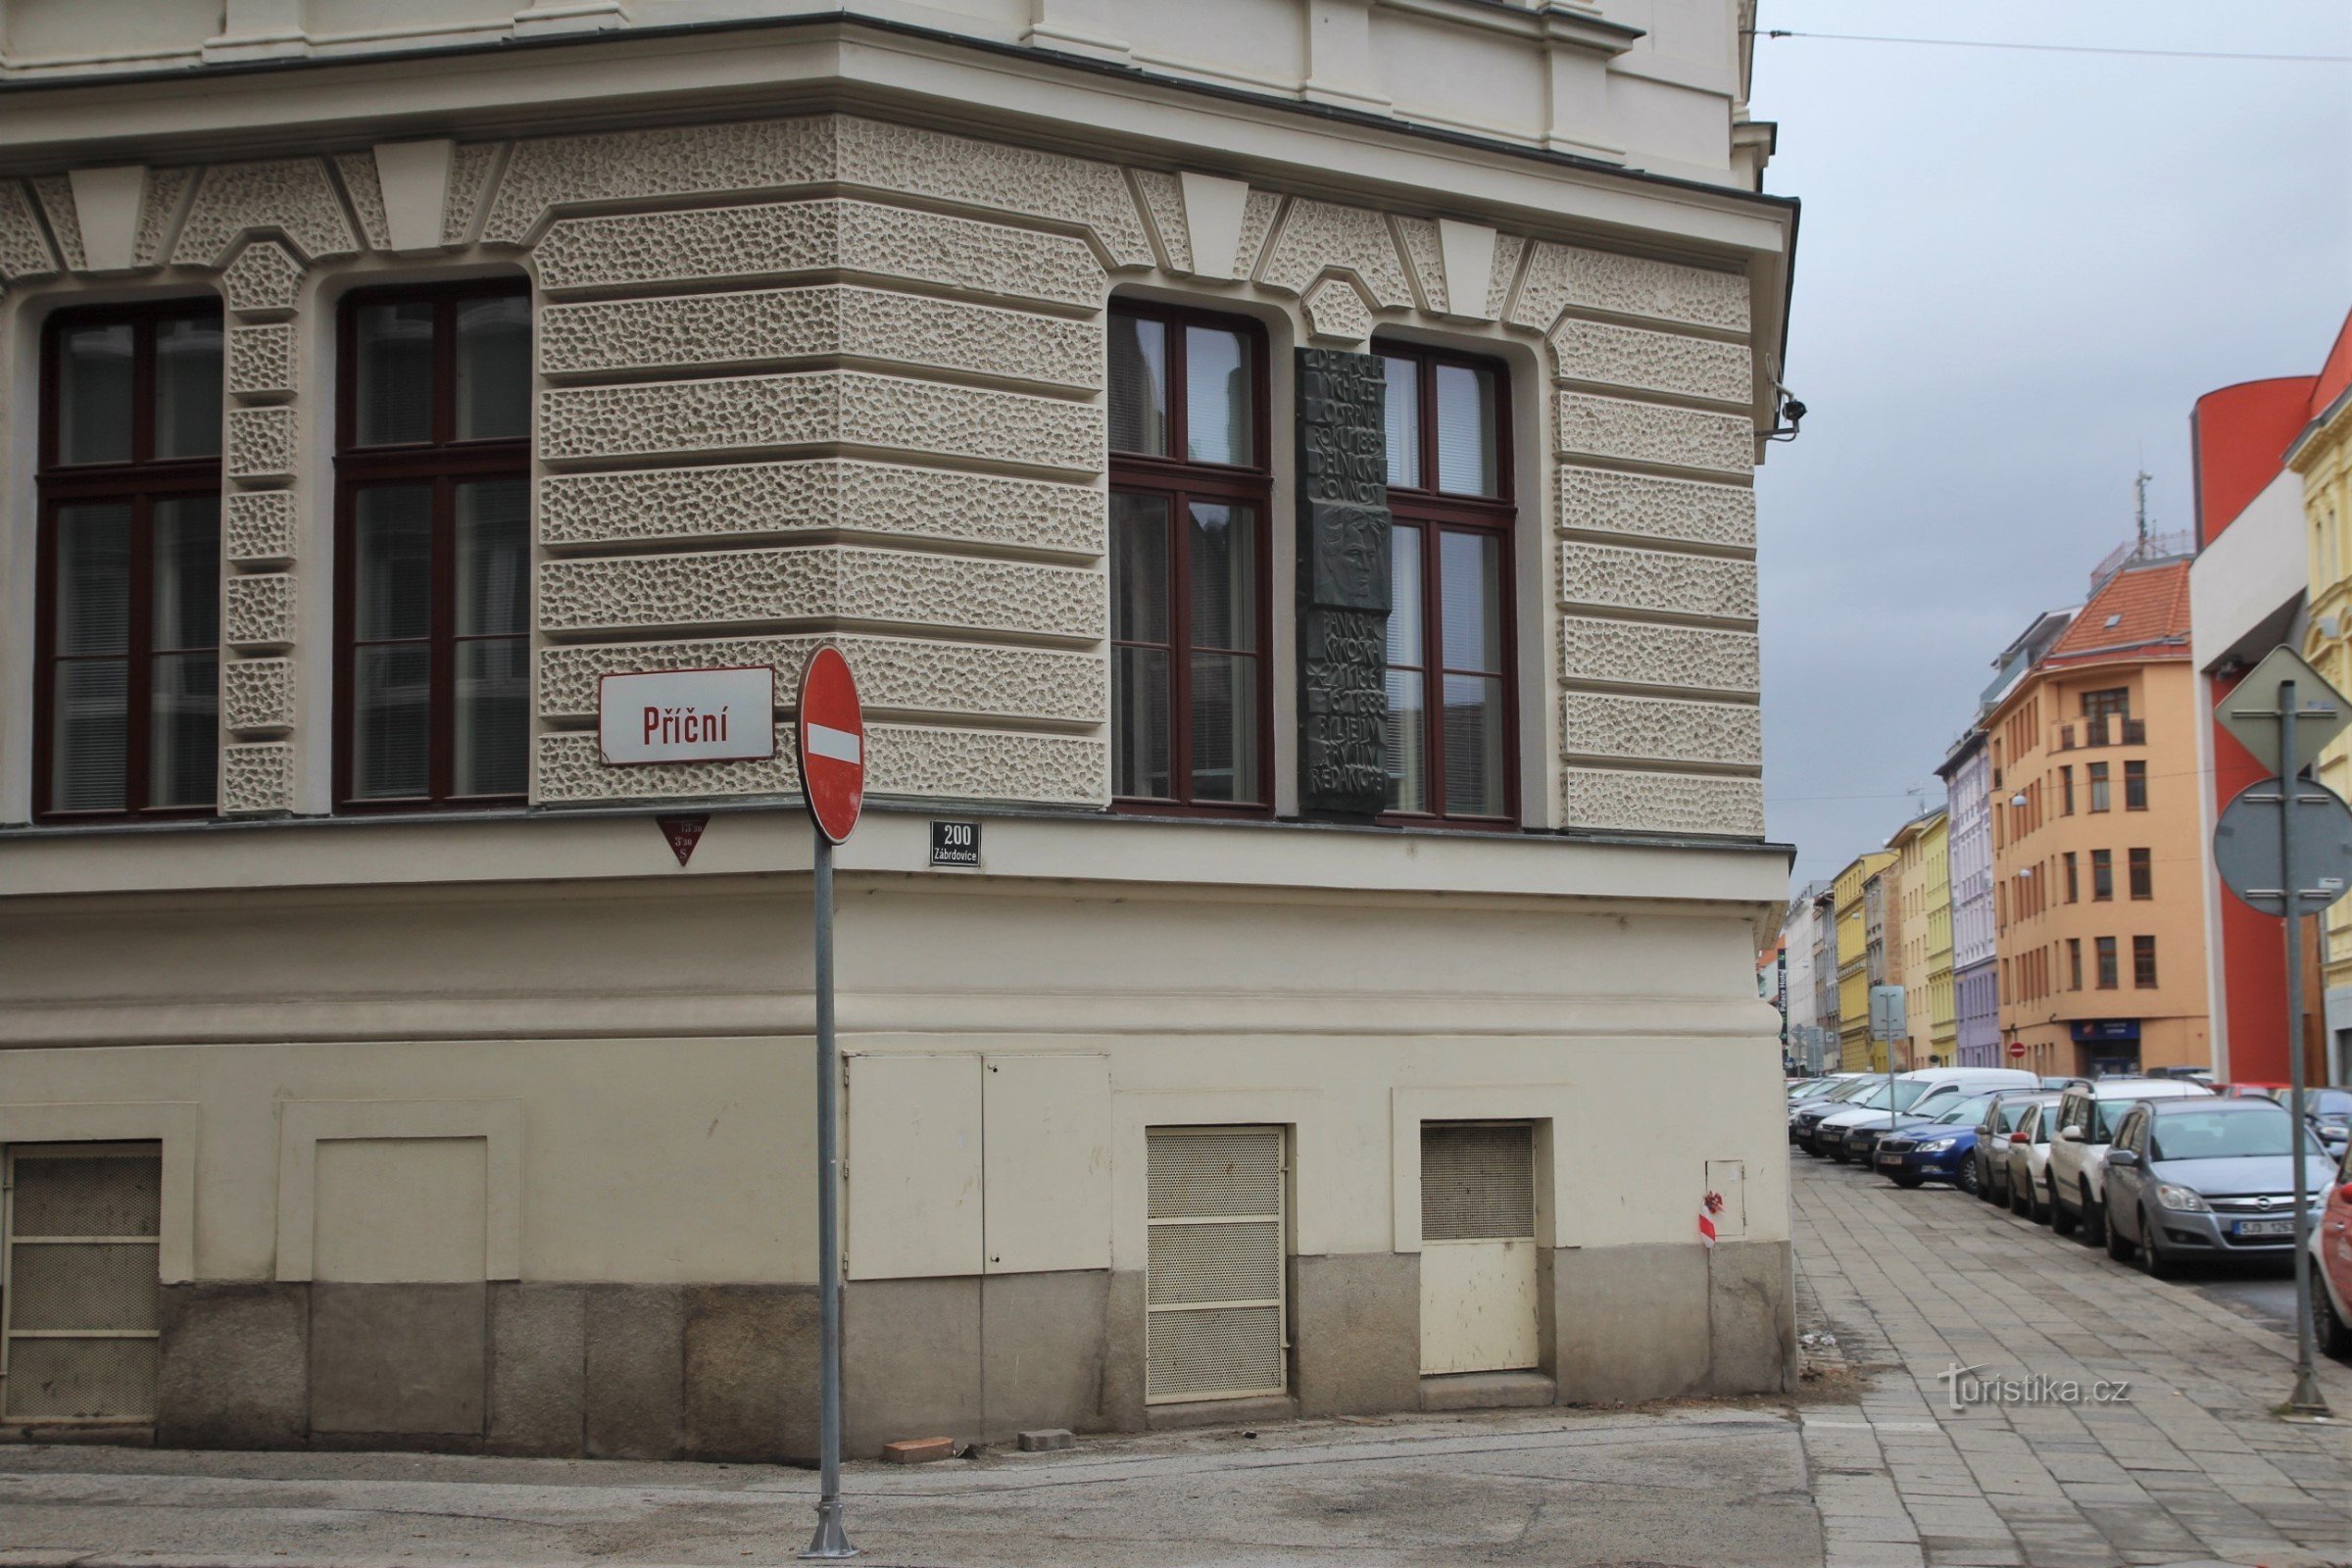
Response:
[797,647,864,844]
[2007,1040,2027,1060]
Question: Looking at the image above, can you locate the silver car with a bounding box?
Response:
[2099,1098,2339,1277]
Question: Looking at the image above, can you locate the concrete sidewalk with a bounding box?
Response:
[0,1403,1821,1567]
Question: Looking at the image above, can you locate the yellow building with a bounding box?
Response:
[1891,809,1954,1068]
[2295,314,2352,1084]
[1835,851,1897,1069]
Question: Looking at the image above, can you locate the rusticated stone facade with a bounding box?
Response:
[0,107,1768,832]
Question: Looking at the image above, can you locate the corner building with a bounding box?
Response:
[0,2,1796,1455]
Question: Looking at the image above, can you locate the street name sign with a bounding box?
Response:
[600,667,775,766]
[797,648,865,846]
[2217,646,2350,775]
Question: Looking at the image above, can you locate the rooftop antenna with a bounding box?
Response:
[2133,468,2152,557]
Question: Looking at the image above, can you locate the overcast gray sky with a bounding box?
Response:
[1746,1,2352,891]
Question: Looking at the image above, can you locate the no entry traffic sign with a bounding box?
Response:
[797,648,865,845]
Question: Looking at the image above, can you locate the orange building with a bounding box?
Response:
[1987,556,2212,1077]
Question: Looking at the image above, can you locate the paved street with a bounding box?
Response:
[1793,1151,2352,1568]
[0,1152,2345,1567]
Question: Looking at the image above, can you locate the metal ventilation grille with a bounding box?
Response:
[3,1146,163,1422]
[1146,1304,1284,1399]
[1420,1123,1535,1243]
[1145,1127,1285,1403]
[1148,1129,1283,1219]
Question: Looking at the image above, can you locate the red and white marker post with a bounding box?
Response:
[797,648,862,1560]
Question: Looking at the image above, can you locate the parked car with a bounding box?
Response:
[2007,1101,2060,1222]
[1815,1068,2037,1162]
[2046,1077,2214,1246]
[1792,1077,1879,1151]
[2298,1088,2352,1159]
[1973,1090,2059,1206]
[1872,1093,2001,1190]
[2314,1142,2352,1361]
[2100,1098,2338,1278]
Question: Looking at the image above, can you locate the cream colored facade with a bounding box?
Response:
[0,2,1795,1454]
[2296,380,2352,1079]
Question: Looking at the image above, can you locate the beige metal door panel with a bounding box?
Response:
[981,1054,1109,1275]
[1418,1238,1539,1375]
[2,1144,163,1422]
[847,1054,983,1280]
[1145,1126,1286,1402]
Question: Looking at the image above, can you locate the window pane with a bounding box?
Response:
[353,644,431,799]
[456,296,531,441]
[51,661,127,810]
[1110,492,1171,644]
[58,323,133,466]
[455,638,529,797]
[456,479,528,636]
[1382,356,1420,490]
[152,497,220,651]
[1439,529,1501,672]
[1189,652,1259,803]
[53,504,132,655]
[1388,523,1423,666]
[1434,363,1498,497]
[154,316,224,460]
[354,485,433,641]
[1185,324,1252,466]
[1112,646,1171,799]
[148,652,218,808]
[1443,672,1507,816]
[1188,502,1256,652]
[355,301,435,445]
[1386,669,1426,812]
[1108,315,1167,457]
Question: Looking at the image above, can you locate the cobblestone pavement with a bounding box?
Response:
[1792,1150,2352,1568]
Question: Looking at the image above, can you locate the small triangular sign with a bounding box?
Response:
[657,813,710,867]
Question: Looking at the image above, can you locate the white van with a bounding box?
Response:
[1815,1068,2040,1161]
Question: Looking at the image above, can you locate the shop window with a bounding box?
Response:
[1378,344,1515,824]
[34,303,222,821]
[1144,1126,1285,1402]
[336,282,532,808]
[1,1144,163,1421]
[1108,304,1270,812]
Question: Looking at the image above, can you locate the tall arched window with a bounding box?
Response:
[1105,301,1271,812]
[34,301,224,820]
[1377,343,1515,824]
[335,280,532,808]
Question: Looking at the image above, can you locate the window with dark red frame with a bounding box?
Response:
[34,301,224,821]
[1378,343,1514,823]
[1106,303,1271,811]
[335,281,532,809]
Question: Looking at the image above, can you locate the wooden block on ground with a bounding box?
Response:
[882,1436,956,1464]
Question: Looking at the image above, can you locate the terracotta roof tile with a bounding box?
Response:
[2042,559,2191,666]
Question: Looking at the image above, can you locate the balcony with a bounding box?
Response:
[2055,717,2145,750]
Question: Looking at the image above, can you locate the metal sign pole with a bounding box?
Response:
[2280,680,2328,1418]
[806,827,857,1557]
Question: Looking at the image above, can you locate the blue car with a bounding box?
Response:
[1873,1092,2000,1191]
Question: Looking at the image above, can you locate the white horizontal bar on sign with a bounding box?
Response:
[805,722,863,765]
